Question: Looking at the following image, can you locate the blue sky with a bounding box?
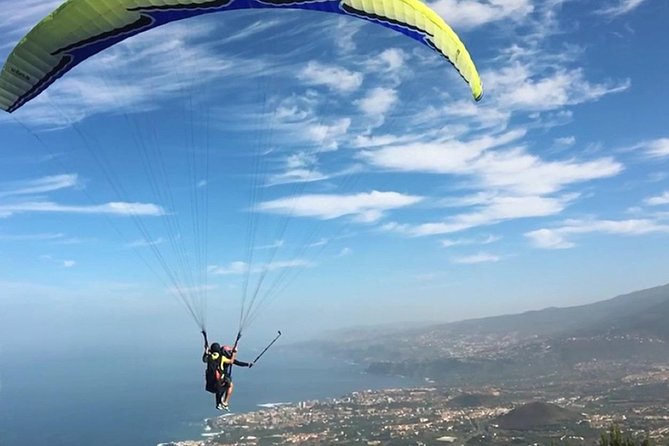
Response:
[1,0,669,346]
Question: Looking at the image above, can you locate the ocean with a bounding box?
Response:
[0,347,414,446]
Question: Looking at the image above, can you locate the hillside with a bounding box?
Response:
[495,402,583,430]
[308,283,669,383]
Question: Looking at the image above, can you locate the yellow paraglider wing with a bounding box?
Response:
[0,0,483,113]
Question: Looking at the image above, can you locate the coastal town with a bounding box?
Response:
[169,364,669,446]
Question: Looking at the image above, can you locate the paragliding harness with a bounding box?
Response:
[202,330,281,393]
[204,355,229,393]
[202,331,230,394]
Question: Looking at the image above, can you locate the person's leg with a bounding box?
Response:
[215,387,225,408]
[223,381,234,405]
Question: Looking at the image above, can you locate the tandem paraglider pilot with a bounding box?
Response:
[202,335,253,411]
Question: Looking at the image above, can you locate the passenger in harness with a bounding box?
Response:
[202,341,253,411]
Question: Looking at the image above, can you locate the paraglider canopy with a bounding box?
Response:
[0,0,482,114]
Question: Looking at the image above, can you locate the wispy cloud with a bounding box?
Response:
[0,174,78,198]
[526,219,669,249]
[258,191,423,223]
[307,238,328,248]
[362,131,622,196]
[0,201,165,218]
[441,234,500,248]
[125,238,165,249]
[218,18,285,44]
[430,0,535,30]
[484,64,630,112]
[384,194,577,237]
[0,174,165,219]
[208,261,249,276]
[297,61,363,94]
[644,191,669,206]
[168,284,217,295]
[39,254,77,268]
[306,118,352,151]
[208,259,311,275]
[331,18,364,54]
[452,252,501,264]
[269,152,329,185]
[596,0,648,18]
[337,247,352,257]
[254,240,285,250]
[356,87,398,126]
[641,138,669,158]
[366,48,407,73]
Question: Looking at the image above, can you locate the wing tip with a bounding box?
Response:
[473,87,484,102]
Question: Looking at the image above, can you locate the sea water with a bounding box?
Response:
[0,348,413,446]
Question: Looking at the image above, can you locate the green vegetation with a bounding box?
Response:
[600,425,651,446]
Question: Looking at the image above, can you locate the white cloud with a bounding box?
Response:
[126,238,165,249]
[208,261,249,276]
[208,259,311,275]
[273,94,319,123]
[218,18,284,44]
[38,254,77,269]
[643,138,669,158]
[269,152,328,185]
[526,219,669,249]
[524,228,575,249]
[377,49,407,73]
[362,130,622,196]
[596,0,648,17]
[338,247,352,257]
[452,252,501,264]
[385,194,575,237]
[441,234,500,248]
[0,201,165,218]
[363,48,407,83]
[352,133,422,149]
[297,61,363,94]
[255,240,285,250]
[644,191,669,206]
[262,259,313,271]
[307,238,328,248]
[258,191,424,222]
[0,174,165,219]
[474,149,622,195]
[357,87,398,124]
[554,136,575,148]
[361,129,526,175]
[0,174,78,198]
[306,118,352,151]
[332,18,364,54]
[485,65,630,112]
[429,0,534,30]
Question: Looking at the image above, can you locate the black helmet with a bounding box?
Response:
[210,342,221,353]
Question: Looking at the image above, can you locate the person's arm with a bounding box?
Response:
[233,359,253,368]
[202,350,209,363]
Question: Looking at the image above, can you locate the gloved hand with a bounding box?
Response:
[248,362,254,368]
